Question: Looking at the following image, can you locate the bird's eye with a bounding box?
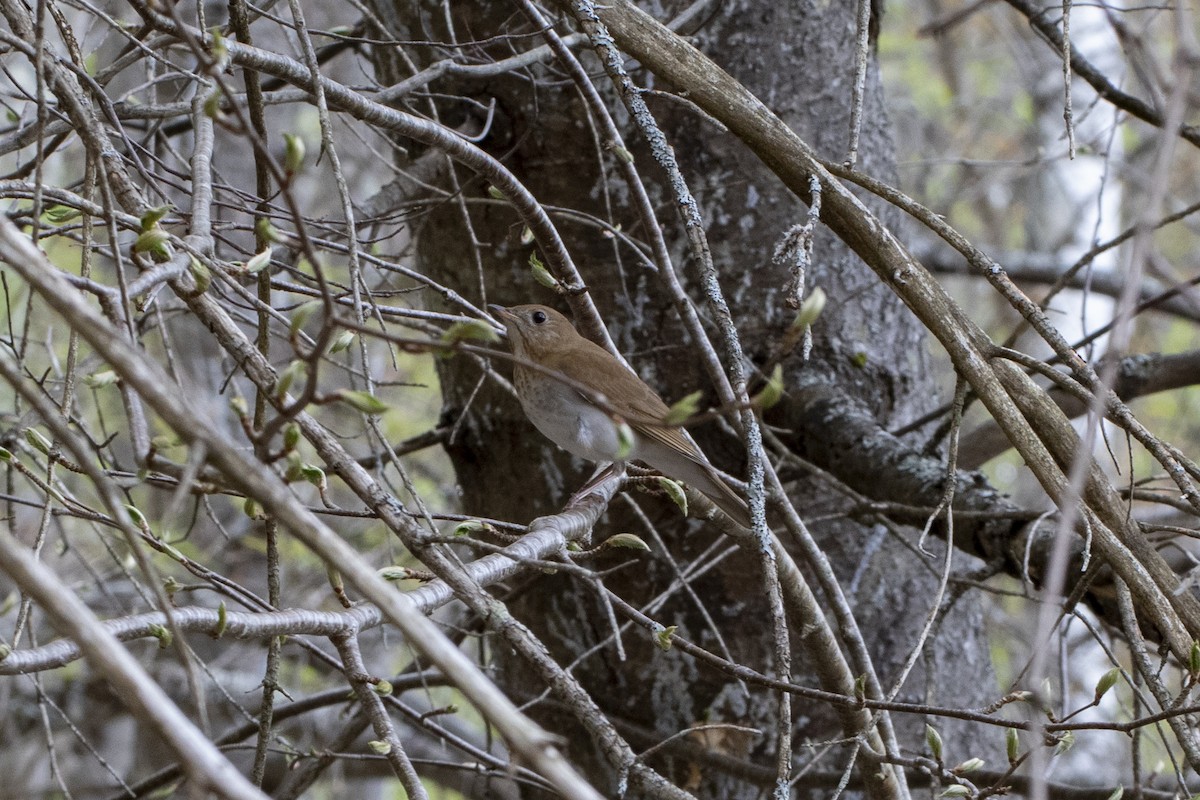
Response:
[531,310,547,324]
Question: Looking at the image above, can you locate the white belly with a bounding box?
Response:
[521,383,626,464]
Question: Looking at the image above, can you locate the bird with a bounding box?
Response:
[489,303,751,528]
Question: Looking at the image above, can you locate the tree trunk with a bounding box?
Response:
[364,1,998,795]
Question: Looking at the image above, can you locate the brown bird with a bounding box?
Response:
[489,303,750,527]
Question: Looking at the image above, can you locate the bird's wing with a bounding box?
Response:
[542,339,707,465]
[634,420,709,466]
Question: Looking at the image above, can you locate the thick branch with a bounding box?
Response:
[0,217,606,800]
[576,0,1200,659]
[0,528,269,800]
[1002,0,1200,149]
[960,350,1200,468]
[919,243,1200,324]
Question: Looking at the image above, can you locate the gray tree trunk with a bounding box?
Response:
[364,1,998,795]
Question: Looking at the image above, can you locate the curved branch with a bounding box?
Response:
[961,349,1200,468]
[0,528,269,800]
[0,217,607,800]
[573,0,1200,665]
[919,243,1200,324]
[1002,0,1200,149]
[119,0,618,355]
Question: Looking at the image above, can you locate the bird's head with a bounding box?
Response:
[488,304,577,361]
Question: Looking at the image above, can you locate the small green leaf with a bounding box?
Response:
[753,363,785,410]
[25,428,52,455]
[328,572,348,611]
[603,533,650,551]
[612,145,634,164]
[1093,667,1120,703]
[283,455,304,483]
[243,246,273,275]
[520,226,534,245]
[372,680,393,697]
[657,477,687,516]
[952,757,984,774]
[243,497,265,520]
[615,421,635,460]
[188,256,211,293]
[275,360,307,399]
[378,566,410,582]
[139,205,172,231]
[1190,641,1200,677]
[202,90,223,119]
[663,390,703,426]
[529,252,560,289]
[1053,730,1075,756]
[124,504,148,530]
[159,541,186,561]
[255,218,282,244]
[209,26,228,66]
[850,350,868,368]
[329,330,356,354]
[1005,728,1019,763]
[441,319,500,347]
[453,519,494,537]
[940,787,969,798]
[289,299,322,334]
[283,423,301,452]
[530,261,559,289]
[794,286,827,328]
[0,447,13,462]
[337,389,389,416]
[654,624,676,651]
[1105,788,1123,800]
[282,133,306,175]
[0,644,10,662]
[925,724,943,761]
[853,675,866,703]
[83,370,118,389]
[214,601,227,638]
[487,185,506,201]
[133,227,170,256]
[44,204,82,224]
[299,464,327,491]
[367,740,391,755]
[148,624,172,649]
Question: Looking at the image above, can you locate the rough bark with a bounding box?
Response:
[364,1,998,795]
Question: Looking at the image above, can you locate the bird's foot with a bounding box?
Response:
[567,462,625,505]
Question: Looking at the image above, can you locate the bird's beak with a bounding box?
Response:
[487,304,513,337]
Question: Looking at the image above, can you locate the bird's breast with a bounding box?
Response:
[515,367,627,463]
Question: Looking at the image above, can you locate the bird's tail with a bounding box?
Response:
[688,463,752,529]
[638,439,751,527]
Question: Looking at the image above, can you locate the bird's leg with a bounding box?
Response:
[567,461,625,506]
